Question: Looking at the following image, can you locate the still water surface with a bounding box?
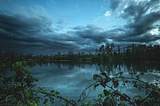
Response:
[6,60,160,106]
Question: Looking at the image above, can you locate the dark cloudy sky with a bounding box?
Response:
[0,0,160,56]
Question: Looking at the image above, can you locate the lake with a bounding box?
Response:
[4,60,160,106]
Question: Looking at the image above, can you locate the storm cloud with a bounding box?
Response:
[0,0,160,56]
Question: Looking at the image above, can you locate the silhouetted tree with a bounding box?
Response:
[58,52,61,56]
[110,43,115,54]
[81,51,85,58]
[99,45,104,55]
[45,54,49,59]
[68,50,74,59]
[78,52,81,58]
[131,44,135,57]
[105,43,111,54]
[117,45,121,58]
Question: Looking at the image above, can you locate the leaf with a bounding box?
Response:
[25,66,30,68]
[43,98,48,104]
[28,100,38,106]
[103,96,116,106]
[21,61,28,65]
[26,91,32,97]
[50,90,55,93]
[12,64,15,67]
[65,96,69,99]
[136,75,139,80]
[114,73,119,76]
[120,96,127,101]
[54,94,58,97]
[94,84,100,91]
[2,64,6,67]
[82,100,93,105]
[100,80,106,88]
[134,84,137,88]
[114,90,122,97]
[24,88,29,93]
[15,62,22,67]
[119,72,123,75]
[100,72,107,77]
[138,96,145,101]
[105,77,112,83]
[6,95,11,102]
[49,97,54,103]
[109,89,113,92]
[93,74,100,80]
[113,81,119,88]
[103,90,110,96]
[98,93,101,97]
[95,98,103,102]
[134,72,137,75]
[101,93,105,98]
[33,78,39,82]
[38,87,43,90]
[76,101,78,105]
[55,91,60,95]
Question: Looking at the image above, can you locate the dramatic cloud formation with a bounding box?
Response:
[0,0,160,56]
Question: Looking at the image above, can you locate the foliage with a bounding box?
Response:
[0,35,160,106]
[1,55,160,106]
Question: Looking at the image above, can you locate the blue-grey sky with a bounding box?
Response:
[0,0,160,56]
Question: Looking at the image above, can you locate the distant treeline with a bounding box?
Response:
[0,43,160,62]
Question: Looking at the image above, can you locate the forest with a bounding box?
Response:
[1,43,160,63]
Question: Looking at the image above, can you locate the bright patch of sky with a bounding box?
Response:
[150,28,159,35]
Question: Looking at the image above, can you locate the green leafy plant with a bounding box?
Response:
[1,55,160,106]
